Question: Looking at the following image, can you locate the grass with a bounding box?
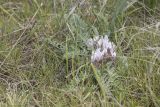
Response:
[0,0,160,107]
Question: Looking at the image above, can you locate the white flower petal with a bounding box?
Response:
[86,38,94,48]
[93,36,100,42]
[112,52,116,57]
[91,48,103,62]
[103,39,111,49]
[102,48,108,57]
[97,37,103,48]
[104,35,109,41]
[156,22,160,31]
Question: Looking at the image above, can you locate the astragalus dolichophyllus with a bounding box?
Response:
[86,35,116,67]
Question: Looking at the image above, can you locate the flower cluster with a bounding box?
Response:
[86,35,116,65]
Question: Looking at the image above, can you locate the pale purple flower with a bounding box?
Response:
[91,48,103,63]
[86,35,116,65]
